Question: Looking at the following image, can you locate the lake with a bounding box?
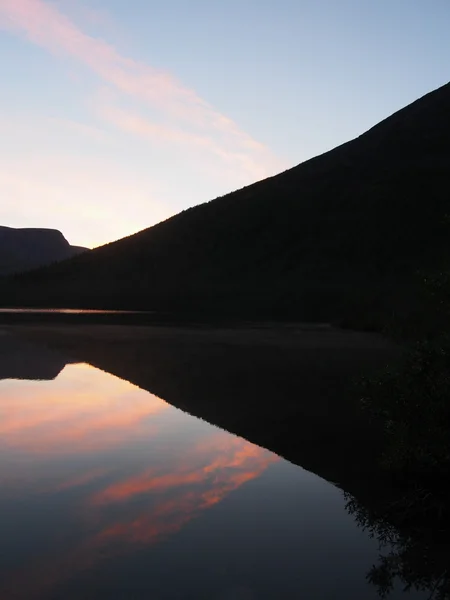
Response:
[0,334,426,599]
[0,309,151,314]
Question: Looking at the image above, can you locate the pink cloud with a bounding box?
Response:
[97,101,277,181]
[0,0,284,180]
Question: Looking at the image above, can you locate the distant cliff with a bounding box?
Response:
[0,226,87,275]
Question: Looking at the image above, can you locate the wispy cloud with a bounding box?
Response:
[96,99,275,182]
[0,0,283,181]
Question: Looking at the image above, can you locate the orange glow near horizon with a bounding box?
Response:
[0,363,169,454]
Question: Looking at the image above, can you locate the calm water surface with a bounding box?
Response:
[0,308,149,314]
[0,337,425,599]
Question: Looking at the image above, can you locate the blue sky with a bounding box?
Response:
[0,0,449,247]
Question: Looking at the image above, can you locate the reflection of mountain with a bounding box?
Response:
[14,326,400,502]
[2,334,446,599]
[0,334,72,380]
[0,362,277,599]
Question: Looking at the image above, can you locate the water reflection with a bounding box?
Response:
[345,493,450,599]
[0,334,70,380]
[0,363,169,454]
[0,336,425,599]
[0,309,149,314]
[0,343,278,598]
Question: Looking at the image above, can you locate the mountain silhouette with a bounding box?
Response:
[1,81,450,324]
[0,226,87,276]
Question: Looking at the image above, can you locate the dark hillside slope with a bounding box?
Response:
[0,227,87,275]
[2,82,450,323]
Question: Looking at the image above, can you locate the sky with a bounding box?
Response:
[0,0,449,248]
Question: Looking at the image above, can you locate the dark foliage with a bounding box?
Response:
[354,268,450,590]
[345,492,450,599]
[359,337,450,475]
[357,262,450,475]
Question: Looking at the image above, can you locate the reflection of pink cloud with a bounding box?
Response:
[87,432,280,555]
[92,469,201,505]
[0,422,279,599]
[91,435,274,506]
[91,441,277,548]
[0,360,281,598]
[0,364,169,453]
[0,0,283,180]
[95,461,271,546]
[54,468,112,492]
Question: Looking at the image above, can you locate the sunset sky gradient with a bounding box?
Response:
[1,0,449,247]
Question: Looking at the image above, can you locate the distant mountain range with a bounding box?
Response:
[2,81,450,327]
[0,226,87,275]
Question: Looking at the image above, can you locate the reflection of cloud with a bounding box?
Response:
[73,435,278,566]
[95,459,271,547]
[0,411,278,599]
[0,364,169,453]
[92,435,273,506]
[54,468,112,493]
[119,450,274,544]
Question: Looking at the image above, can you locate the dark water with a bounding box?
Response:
[0,308,158,328]
[0,337,425,599]
[0,308,149,314]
